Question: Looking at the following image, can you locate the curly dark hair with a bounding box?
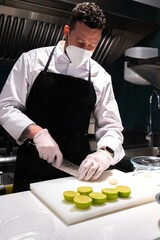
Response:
[69,2,106,30]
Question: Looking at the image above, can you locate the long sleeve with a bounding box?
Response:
[92,68,125,164]
[0,53,36,142]
[0,46,57,142]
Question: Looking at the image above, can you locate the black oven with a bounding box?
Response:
[0,127,18,195]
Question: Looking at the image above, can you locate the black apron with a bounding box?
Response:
[13,47,96,192]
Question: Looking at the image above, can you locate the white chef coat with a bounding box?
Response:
[0,41,125,164]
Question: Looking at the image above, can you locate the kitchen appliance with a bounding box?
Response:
[0,127,17,195]
[30,169,159,224]
[0,155,16,195]
[127,56,160,90]
[124,47,158,85]
[0,0,160,69]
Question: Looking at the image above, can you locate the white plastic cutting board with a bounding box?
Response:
[30,170,160,225]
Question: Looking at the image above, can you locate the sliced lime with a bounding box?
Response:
[102,188,118,200]
[89,192,106,205]
[63,191,80,202]
[74,195,92,209]
[77,186,93,195]
[116,185,131,198]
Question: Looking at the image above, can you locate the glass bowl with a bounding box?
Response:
[130,156,160,185]
[131,156,160,171]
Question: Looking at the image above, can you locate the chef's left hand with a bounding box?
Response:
[78,150,113,181]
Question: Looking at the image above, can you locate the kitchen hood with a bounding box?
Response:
[127,56,160,89]
[0,0,160,69]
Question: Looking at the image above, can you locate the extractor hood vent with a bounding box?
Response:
[0,11,64,65]
[27,22,63,50]
[0,14,25,61]
[0,0,160,69]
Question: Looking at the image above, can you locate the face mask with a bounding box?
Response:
[66,45,93,68]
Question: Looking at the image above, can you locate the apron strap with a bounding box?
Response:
[44,46,91,81]
[44,47,56,72]
[88,59,91,82]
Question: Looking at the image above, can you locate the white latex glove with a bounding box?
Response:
[78,150,113,181]
[33,128,63,167]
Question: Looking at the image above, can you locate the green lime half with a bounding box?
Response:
[116,185,131,198]
[89,192,107,205]
[63,191,80,202]
[77,186,93,195]
[102,188,118,201]
[74,195,92,209]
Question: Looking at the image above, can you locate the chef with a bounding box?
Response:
[0,2,124,192]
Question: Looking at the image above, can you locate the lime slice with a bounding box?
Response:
[116,185,131,198]
[89,192,106,205]
[63,191,80,202]
[77,186,93,195]
[102,188,118,200]
[74,195,92,209]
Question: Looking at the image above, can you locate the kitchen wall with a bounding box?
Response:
[108,29,160,146]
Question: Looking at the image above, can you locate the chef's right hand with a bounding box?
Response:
[33,128,63,167]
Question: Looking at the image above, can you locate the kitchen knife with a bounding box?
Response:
[51,158,79,177]
[28,141,79,177]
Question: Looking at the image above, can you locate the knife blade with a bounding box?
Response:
[51,158,79,177]
[28,141,79,177]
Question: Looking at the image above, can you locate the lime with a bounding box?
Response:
[63,191,80,202]
[74,195,92,209]
[102,188,118,200]
[116,185,131,198]
[77,186,93,195]
[89,192,107,205]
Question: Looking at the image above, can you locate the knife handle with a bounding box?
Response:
[28,142,79,177]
